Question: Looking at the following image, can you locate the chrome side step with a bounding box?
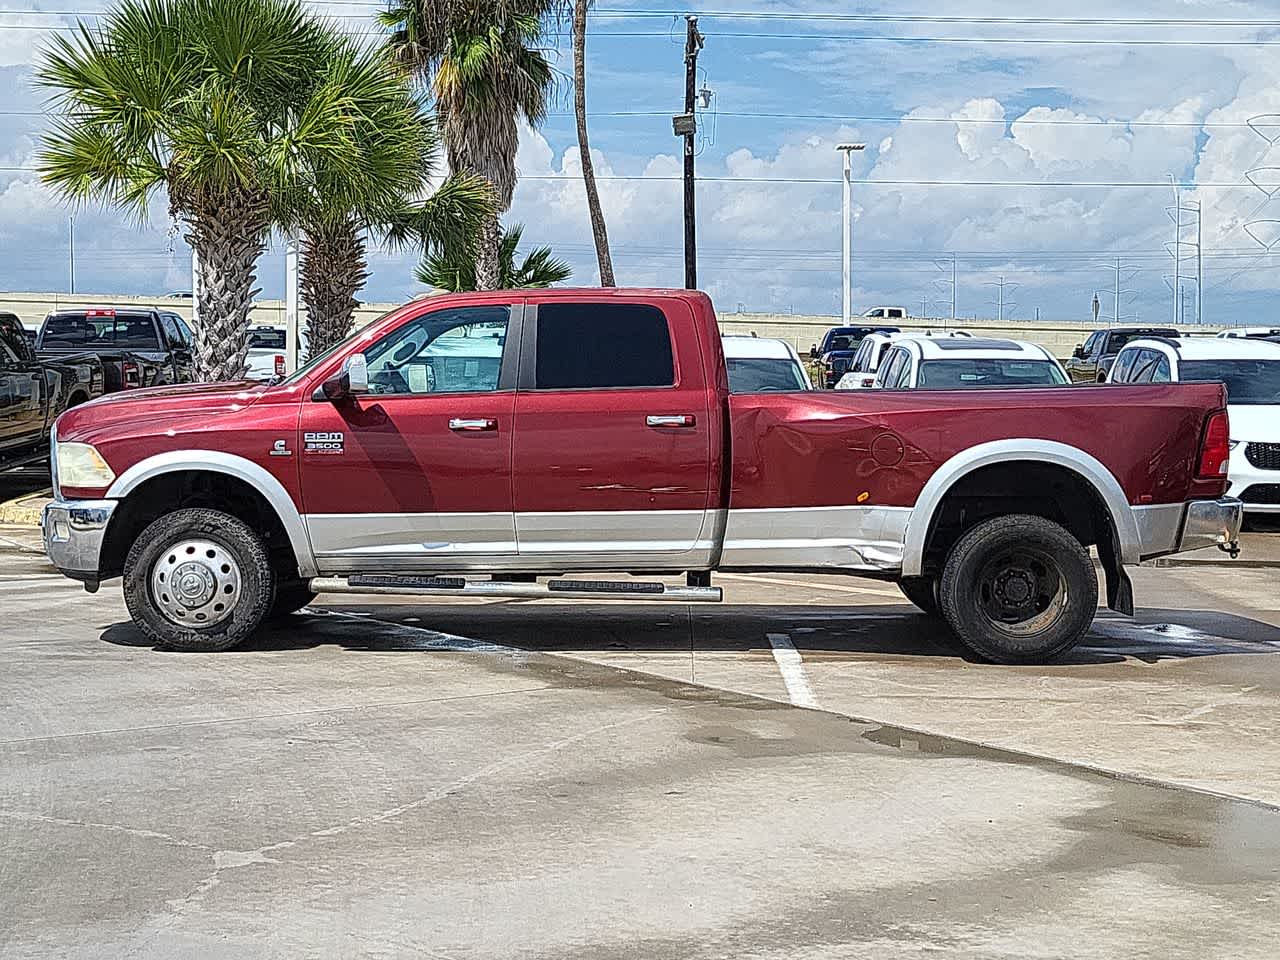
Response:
[308,575,722,603]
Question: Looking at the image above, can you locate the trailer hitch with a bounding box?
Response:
[1219,540,1241,560]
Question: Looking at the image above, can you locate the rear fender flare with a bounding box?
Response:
[105,450,317,578]
[901,439,1140,577]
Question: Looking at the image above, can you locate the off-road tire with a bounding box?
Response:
[938,514,1097,665]
[897,576,940,617]
[123,508,274,652]
[271,580,318,619]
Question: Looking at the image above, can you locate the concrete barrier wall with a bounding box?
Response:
[3,290,1211,360]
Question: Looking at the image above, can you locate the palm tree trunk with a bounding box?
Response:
[574,0,615,287]
[186,193,269,383]
[474,212,502,291]
[300,219,369,358]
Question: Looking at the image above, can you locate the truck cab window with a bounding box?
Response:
[535,303,674,389]
[364,306,510,395]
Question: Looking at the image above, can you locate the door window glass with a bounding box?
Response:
[1083,333,1102,358]
[1151,355,1172,383]
[879,348,907,387]
[364,306,510,395]
[159,314,185,348]
[1110,349,1138,382]
[535,303,674,389]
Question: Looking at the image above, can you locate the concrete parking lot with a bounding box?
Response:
[2,514,1280,958]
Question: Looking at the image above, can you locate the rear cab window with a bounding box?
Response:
[39,311,162,350]
[532,303,674,389]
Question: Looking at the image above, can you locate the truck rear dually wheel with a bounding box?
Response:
[938,514,1097,665]
[123,508,275,652]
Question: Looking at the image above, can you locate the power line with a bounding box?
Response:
[2,107,1268,130]
[1,165,1272,188]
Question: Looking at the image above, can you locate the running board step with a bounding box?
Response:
[309,575,722,603]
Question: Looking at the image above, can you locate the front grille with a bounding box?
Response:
[830,358,853,377]
[1245,443,1280,470]
[1240,484,1280,505]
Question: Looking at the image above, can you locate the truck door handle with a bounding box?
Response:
[646,415,696,429]
[449,418,498,432]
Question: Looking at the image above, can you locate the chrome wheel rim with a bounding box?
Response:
[150,539,242,628]
[975,547,1067,638]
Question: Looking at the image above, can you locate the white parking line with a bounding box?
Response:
[766,633,820,709]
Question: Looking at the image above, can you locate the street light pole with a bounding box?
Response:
[682,17,703,290]
[68,216,75,295]
[837,143,865,325]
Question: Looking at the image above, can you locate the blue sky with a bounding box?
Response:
[4,1,1280,322]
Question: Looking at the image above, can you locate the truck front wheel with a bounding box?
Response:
[123,508,275,652]
[938,514,1097,664]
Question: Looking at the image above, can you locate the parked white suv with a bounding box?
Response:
[872,337,1066,390]
[722,335,811,392]
[1109,336,1280,515]
[835,330,974,390]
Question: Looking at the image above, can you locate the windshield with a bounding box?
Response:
[278,308,401,386]
[1180,359,1280,404]
[249,328,286,350]
[825,335,859,352]
[917,359,1068,389]
[726,357,810,392]
[1110,331,1176,351]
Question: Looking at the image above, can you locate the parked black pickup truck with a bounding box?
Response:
[35,307,194,393]
[1064,327,1179,383]
[0,312,104,470]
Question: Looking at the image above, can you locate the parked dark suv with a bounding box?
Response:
[810,325,901,388]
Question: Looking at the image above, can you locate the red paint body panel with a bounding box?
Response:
[299,391,515,516]
[53,288,1227,524]
[512,295,721,515]
[728,384,1230,510]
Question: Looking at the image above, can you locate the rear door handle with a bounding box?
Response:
[646,415,696,429]
[449,418,498,432]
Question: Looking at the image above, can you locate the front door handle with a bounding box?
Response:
[449,417,498,432]
[646,415,696,429]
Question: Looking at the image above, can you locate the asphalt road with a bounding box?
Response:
[2,524,1280,958]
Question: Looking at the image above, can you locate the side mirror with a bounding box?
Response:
[314,353,369,402]
[809,344,819,359]
[1071,344,1085,360]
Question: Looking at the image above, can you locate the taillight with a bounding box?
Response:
[122,360,140,389]
[274,355,286,377]
[1197,411,1231,479]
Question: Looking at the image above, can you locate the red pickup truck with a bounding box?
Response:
[43,288,1242,663]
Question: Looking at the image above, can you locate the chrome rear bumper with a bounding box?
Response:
[1178,497,1244,554]
[42,499,116,584]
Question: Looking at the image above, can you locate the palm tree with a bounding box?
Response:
[572,0,614,286]
[417,223,570,291]
[381,0,555,290]
[278,40,492,356]
[37,0,353,382]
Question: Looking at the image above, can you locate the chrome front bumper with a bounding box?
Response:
[1178,497,1244,554]
[42,499,117,583]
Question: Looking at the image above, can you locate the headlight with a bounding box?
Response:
[56,442,116,490]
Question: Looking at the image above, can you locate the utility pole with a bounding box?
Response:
[1196,199,1204,324]
[68,216,75,295]
[1114,258,1121,324]
[1171,175,1182,325]
[191,247,200,327]
[951,256,957,321]
[681,16,703,290]
[986,275,1018,322]
[837,143,866,324]
[285,234,300,371]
